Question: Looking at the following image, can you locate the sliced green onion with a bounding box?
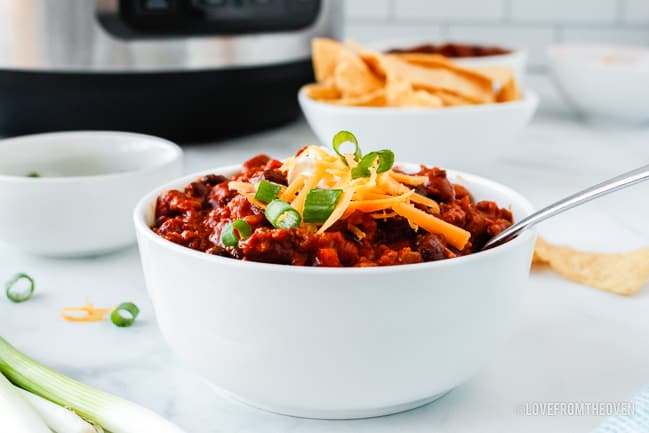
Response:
[221,219,253,247]
[110,302,140,328]
[264,200,302,229]
[332,130,362,163]
[303,189,343,223]
[5,273,35,303]
[255,180,282,203]
[0,337,187,433]
[26,172,41,178]
[351,150,395,179]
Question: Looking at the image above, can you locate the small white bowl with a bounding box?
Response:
[134,164,535,419]
[0,131,182,256]
[367,39,528,85]
[548,44,649,122]
[299,88,538,173]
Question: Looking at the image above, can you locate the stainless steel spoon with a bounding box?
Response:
[482,163,649,250]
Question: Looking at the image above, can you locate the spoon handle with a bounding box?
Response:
[482,163,649,250]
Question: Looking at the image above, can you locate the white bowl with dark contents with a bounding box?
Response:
[0,131,182,256]
[134,158,536,419]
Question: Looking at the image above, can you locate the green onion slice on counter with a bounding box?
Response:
[26,172,41,178]
[351,150,395,179]
[303,189,343,223]
[264,200,302,229]
[5,273,35,303]
[332,130,362,163]
[254,180,282,204]
[221,219,253,247]
[110,302,140,328]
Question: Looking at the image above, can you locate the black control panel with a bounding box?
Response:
[98,0,321,38]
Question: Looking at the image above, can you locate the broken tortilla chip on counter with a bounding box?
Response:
[532,237,649,296]
[306,38,522,108]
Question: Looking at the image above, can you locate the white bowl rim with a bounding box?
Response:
[547,43,649,68]
[548,42,649,56]
[134,163,536,275]
[0,130,183,183]
[298,87,539,115]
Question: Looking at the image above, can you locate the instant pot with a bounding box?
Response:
[0,0,341,141]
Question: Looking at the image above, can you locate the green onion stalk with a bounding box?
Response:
[0,372,51,432]
[17,385,99,433]
[0,336,187,433]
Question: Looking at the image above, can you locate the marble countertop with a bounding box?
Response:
[2,75,649,433]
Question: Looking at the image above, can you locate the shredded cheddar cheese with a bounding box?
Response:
[239,145,471,250]
[61,302,115,322]
[291,164,327,214]
[280,174,306,201]
[392,202,471,250]
[389,171,428,186]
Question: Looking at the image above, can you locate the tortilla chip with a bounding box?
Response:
[469,65,515,85]
[312,38,345,83]
[410,90,444,107]
[394,55,522,103]
[391,52,454,69]
[362,52,494,103]
[329,88,387,107]
[392,52,497,88]
[533,237,649,296]
[304,82,341,101]
[436,90,475,107]
[385,73,443,107]
[496,77,522,102]
[305,38,521,108]
[334,48,384,98]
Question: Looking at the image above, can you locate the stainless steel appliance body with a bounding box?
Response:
[0,0,341,140]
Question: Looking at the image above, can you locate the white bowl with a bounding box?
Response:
[548,44,649,122]
[366,39,528,85]
[299,88,538,173]
[0,131,182,256]
[134,164,536,419]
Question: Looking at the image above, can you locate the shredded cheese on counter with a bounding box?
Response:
[61,302,115,322]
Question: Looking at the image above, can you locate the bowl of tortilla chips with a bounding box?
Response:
[299,39,538,171]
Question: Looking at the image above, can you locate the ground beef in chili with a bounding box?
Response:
[152,154,513,267]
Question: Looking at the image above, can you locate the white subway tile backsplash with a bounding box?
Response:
[622,0,649,23]
[510,0,618,23]
[344,22,443,44]
[344,0,391,20]
[343,0,649,69]
[395,0,506,21]
[445,25,555,66]
[561,28,649,45]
